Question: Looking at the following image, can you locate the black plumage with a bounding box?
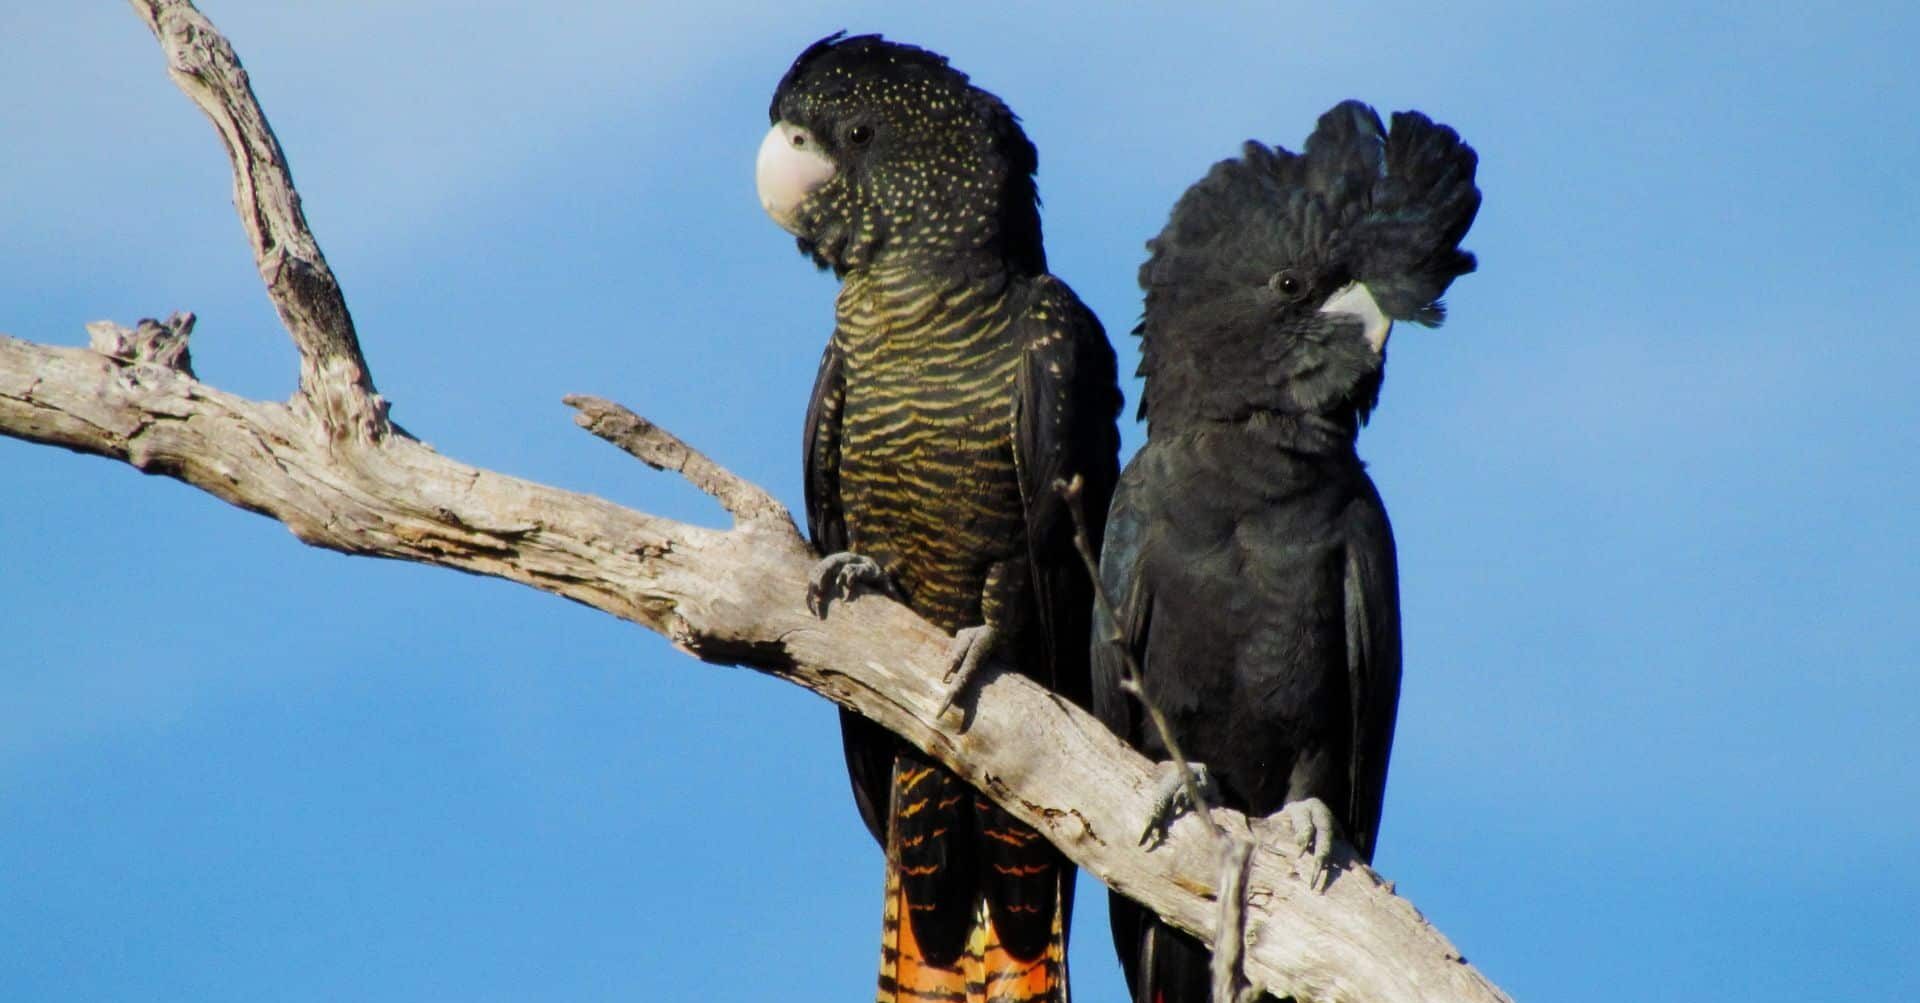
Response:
[757,34,1121,1003]
[1091,100,1480,1003]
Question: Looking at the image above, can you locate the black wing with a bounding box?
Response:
[802,338,848,555]
[979,273,1118,954]
[805,338,894,846]
[1340,480,1402,860]
[1089,458,1227,1003]
[1011,275,1122,709]
[1087,460,1149,748]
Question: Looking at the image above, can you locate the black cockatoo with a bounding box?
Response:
[1090,101,1480,1003]
[755,33,1121,1003]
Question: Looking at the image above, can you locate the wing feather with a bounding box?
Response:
[1340,482,1402,860]
[1010,276,1122,708]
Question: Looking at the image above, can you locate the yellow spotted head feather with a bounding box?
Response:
[764,33,1044,276]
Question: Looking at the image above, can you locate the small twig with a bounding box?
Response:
[1056,474,1222,845]
[1210,835,1262,1003]
[565,394,795,529]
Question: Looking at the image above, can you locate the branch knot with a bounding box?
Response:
[86,312,197,377]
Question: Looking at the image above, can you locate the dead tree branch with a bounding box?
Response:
[0,3,1511,1001]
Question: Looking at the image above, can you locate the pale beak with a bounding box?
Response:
[755,121,836,234]
[1319,281,1392,354]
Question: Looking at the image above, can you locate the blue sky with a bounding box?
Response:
[3,2,1916,1000]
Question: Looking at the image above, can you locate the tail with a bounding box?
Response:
[1109,894,1213,1003]
[877,859,969,1003]
[875,756,1070,1002]
[876,864,1069,1003]
[879,856,1075,999]
[964,874,1068,1003]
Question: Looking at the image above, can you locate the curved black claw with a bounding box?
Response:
[1268,796,1339,893]
[934,625,997,716]
[1139,759,1216,848]
[806,551,897,618]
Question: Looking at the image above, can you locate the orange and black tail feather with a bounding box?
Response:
[878,750,1069,1003]
[964,882,1068,1003]
[969,794,1069,1003]
[877,863,1069,1003]
[878,861,970,1003]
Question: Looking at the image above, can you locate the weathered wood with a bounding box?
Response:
[0,329,1503,1002]
[0,3,1514,1001]
[131,0,384,439]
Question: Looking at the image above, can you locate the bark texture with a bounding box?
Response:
[0,4,1513,1001]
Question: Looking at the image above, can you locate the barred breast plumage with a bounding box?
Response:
[835,264,1027,634]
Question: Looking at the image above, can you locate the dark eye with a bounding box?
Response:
[846,123,874,146]
[1269,270,1306,300]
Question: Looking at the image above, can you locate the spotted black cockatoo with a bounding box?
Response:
[1090,100,1480,1003]
[755,33,1121,1003]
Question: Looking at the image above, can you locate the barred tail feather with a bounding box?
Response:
[963,875,1069,1003]
[877,864,1069,1003]
[878,861,970,1003]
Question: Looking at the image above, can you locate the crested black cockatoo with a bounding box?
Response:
[1091,100,1480,1003]
[755,33,1121,1003]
